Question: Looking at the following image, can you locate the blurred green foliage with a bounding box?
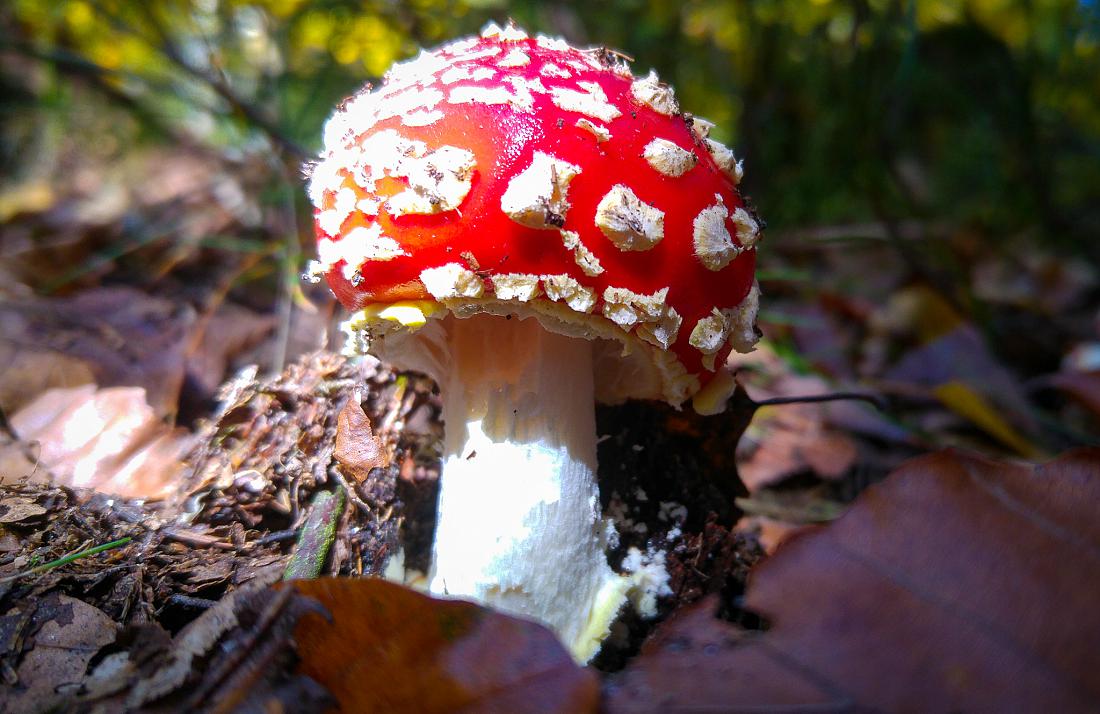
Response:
[1,0,1098,252]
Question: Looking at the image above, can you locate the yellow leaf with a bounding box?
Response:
[0,182,54,222]
[932,380,1041,458]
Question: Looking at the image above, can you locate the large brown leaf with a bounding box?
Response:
[291,578,599,714]
[2,384,191,498]
[72,578,593,712]
[0,286,275,421]
[606,449,1100,713]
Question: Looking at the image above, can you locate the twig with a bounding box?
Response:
[735,495,845,523]
[331,468,374,518]
[753,391,887,412]
[0,537,132,584]
[255,529,300,546]
[162,528,237,550]
[168,594,218,610]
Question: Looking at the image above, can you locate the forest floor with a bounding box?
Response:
[1,141,1098,712]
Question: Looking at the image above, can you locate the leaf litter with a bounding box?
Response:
[1,145,1098,710]
[6,323,1099,711]
[0,351,429,710]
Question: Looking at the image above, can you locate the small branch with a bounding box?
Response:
[255,528,300,546]
[168,594,218,610]
[735,495,845,523]
[331,468,374,518]
[753,391,887,412]
[162,528,237,550]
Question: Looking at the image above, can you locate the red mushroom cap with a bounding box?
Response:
[308,23,761,406]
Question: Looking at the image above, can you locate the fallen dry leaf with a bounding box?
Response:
[333,395,390,483]
[72,577,593,713]
[183,300,275,401]
[291,578,599,714]
[0,287,194,419]
[880,287,1041,453]
[0,497,47,525]
[0,593,118,714]
[738,404,859,489]
[0,287,275,423]
[735,514,809,554]
[733,368,860,490]
[0,346,95,417]
[3,384,191,499]
[932,379,1042,457]
[607,448,1100,713]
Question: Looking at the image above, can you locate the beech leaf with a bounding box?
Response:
[289,578,599,714]
[607,448,1100,712]
[0,287,193,418]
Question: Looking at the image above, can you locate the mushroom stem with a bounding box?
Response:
[427,314,629,662]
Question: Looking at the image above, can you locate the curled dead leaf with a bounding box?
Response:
[333,395,389,483]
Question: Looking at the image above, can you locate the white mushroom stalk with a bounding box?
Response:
[385,313,631,662]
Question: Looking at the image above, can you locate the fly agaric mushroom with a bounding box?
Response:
[306,22,762,662]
